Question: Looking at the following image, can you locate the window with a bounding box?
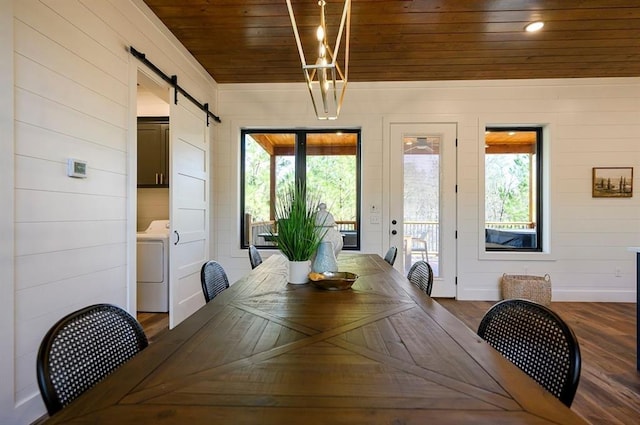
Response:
[241,129,361,250]
[485,127,542,251]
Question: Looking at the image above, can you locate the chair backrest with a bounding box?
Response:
[477,299,581,407]
[248,245,263,269]
[383,246,398,266]
[414,231,428,243]
[200,260,230,303]
[407,260,434,295]
[36,304,148,415]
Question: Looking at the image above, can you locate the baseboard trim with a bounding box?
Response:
[456,288,636,303]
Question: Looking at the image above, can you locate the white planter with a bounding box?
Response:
[288,260,311,284]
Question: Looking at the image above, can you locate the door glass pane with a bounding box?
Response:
[243,133,295,246]
[403,136,440,276]
[306,132,359,248]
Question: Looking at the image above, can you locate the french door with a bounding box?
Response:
[389,123,457,297]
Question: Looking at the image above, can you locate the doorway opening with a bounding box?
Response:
[135,70,170,331]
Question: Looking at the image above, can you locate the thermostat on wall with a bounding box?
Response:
[67,158,87,178]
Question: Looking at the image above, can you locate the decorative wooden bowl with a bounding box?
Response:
[308,271,358,291]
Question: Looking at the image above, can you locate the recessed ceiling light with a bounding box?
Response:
[525,21,544,32]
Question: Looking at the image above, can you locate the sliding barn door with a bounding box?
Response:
[169,91,210,328]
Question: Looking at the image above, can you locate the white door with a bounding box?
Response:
[389,123,457,297]
[169,91,210,328]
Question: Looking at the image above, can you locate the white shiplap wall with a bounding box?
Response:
[137,188,169,231]
[4,1,218,423]
[0,0,16,424]
[216,79,640,301]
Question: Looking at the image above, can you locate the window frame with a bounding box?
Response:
[484,126,543,253]
[240,128,362,251]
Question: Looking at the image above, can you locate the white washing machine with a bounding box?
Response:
[137,220,170,312]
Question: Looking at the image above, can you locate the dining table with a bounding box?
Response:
[42,253,590,424]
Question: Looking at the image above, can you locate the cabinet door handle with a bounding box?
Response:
[174,230,180,245]
[155,173,159,185]
[160,173,163,185]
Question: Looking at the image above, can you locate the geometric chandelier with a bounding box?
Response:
[286,0,351,120]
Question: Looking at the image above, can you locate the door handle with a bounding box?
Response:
[391,230,397,235]
[174,230,180,245]
[392,219,397,225]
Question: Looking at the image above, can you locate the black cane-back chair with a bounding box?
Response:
[477,299,581,407]
[383,246,398,266]
[36,304,148,415]
[200,260,230,303]
[248,245,263,269]
[407,260,434,296]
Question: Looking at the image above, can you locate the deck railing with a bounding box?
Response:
[335,221,356,231]
[404,221,439,256]
[485,221,535,230]
[249,220,358,246]
[249,218,532,251]
[249,220,275,245]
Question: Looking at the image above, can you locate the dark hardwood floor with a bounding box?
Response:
[435,300,639,425]
[137,312,169,344]
[138,301,639,425]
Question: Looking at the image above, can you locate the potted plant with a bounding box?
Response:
[271,182,326,283]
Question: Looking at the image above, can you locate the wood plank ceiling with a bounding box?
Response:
[142,0,640,84]
[251,132,358,155]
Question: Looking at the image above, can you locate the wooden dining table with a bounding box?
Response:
[43,254,589,424]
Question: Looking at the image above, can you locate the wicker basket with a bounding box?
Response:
[500,274,551,306]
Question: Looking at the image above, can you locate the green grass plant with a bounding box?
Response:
[272,182,327,261]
